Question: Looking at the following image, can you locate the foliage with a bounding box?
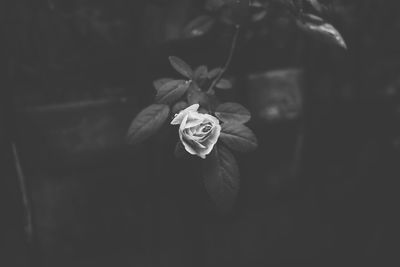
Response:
[183,0,346,49]
[127,0,347,213]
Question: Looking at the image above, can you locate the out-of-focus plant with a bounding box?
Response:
[126,0,346,213]
[183,0,347,49]
[126,52,256,212]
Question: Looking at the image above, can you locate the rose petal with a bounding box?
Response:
[197,124,221,158]
[184,113,204,128]
[194,123,212,136]
[193,139,206,149]
[174,105,221,159]
[186,132,206,141]
[201,114,220,125]
[171,104,199,125]
[180,133,201,156]
[189,125,208,137]
[179,114,189,131]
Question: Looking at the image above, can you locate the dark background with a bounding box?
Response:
[1,0,399,266]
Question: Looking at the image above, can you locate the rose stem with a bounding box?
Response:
[207,25,241,94]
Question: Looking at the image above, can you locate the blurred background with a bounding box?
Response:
[1,0,399,266]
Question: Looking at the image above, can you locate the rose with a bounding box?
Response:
[171,104,221,159]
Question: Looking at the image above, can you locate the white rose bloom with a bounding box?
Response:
[171,104,221,159]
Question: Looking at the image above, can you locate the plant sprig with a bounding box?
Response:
[207,25,241,94]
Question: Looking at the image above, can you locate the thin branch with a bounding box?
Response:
[12,143,35,245]
[207,25,240,94]
[12,142,42,267]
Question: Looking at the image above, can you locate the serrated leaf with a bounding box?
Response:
[169,56,194,78]
[184,15,215,38]
[203,145,239,212]
[215,102,251,124]
[153,78,173,90]
[215,78,233,89]
[208,68,222,79]
[297,14,347,49]
[126,104,170,145]
[156,79,190,104]
[220,123,258,152]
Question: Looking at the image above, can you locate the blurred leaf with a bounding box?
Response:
[271,0,296,9]
[153,78,173,90]
[169,56,194,78]
[156,80,190,104]
[208,68,222,79]
[187,83,210,106]
[206,0,236,11]
[305,0,323,12]
[194,65,209,80]
[203,145,239,212]
[301,13,324,23]
[249,0,264,8]
[215,102,251,123]
[252,9,267,22]
[297,13,347,49]
[220,0,250,26]
[127,104,170,145]
[184,15,215,38]
[231,0,250,24]
[172,101,189,114]
[198,107,209,114]
[216,78,233,89]
[194,65,209,88]
[220,123,258,152]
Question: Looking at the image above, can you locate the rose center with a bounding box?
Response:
[202,124,212,133]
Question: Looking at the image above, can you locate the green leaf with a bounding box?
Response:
[184,15,215,38]
[215,78,233,89]
[156,79,190,104]
[203,145,239,212]
[126,104,170,145]
[215,102,251,124]
[297,14,347,49]
[153,78,173,91]
[168,56,194,79]
[220,123,258,152]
